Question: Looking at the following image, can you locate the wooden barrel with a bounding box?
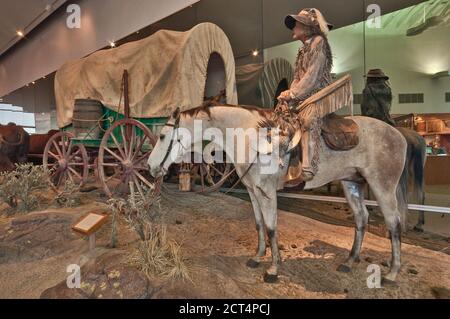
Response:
[73,99,103,139]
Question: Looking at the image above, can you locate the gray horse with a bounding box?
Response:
[148,105,408,285]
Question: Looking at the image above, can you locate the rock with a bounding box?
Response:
[408,268,419,275]
[41,250,152,299]
[291,244,297,249]
[381,261,389,268]
[0,213,81,263]
[175,220,183,225]
[431,287,450,299]
[80,186,97,193]
[364,257,374,263]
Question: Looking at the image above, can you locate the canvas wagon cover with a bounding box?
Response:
[236,58,293,108]
[54,23,238,128]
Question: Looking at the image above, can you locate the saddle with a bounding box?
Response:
[321,113,359,151]
[281,114,359,190]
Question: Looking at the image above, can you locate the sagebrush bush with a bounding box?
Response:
[53,179,81,208]
[0,164,49,213]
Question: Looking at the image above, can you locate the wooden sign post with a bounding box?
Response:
[72,213,108,253]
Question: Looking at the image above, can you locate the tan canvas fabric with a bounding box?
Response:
[236,58,293,108]
[54,23,238,128]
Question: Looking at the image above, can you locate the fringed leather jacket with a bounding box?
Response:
[288,34,333,108]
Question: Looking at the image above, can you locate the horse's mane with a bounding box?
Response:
[182,104,272,120]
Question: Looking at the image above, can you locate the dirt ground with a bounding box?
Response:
[0,185,449,299]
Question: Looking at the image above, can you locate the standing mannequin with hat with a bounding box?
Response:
[278,8,334,182]
[361,69,396,126]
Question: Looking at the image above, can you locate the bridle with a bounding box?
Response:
[158,112,181,170]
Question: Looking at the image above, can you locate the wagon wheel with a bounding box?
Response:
[98,118,160,200]
[43,132,89,191]
[190,149,233,193]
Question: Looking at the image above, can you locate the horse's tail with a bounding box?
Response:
[410,136,426,204]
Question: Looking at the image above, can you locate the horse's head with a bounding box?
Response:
[148,107,187,178]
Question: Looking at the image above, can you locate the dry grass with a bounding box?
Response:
[130,224,191,282]
[107,187,191,282]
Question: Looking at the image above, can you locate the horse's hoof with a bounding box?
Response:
[413,226,424,233]
[337,264,352,273]
[246,259,260,269]
[381,277,398,288]
[263,272,278,283]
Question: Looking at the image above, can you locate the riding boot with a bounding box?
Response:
[300,129,315,182]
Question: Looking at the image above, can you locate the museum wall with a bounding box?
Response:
[264,2,450,115]
[0,0,199,97]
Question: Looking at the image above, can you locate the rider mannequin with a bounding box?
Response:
[278,8,333,182]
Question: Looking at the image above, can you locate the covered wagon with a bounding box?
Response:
[236,58,294,108]
[44,22,238,198]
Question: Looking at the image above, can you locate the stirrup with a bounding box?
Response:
[300,169,315,182]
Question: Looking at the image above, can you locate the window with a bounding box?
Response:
[399,93,424,104]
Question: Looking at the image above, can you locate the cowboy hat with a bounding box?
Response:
[285,8,334,34]
[366,69,389,80]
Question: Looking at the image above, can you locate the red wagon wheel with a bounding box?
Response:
[98,118,160,200]
[43,131,89,190]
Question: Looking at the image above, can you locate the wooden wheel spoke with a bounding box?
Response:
[120,125,129,159]
[67,170,75,183]
[210,164,225,176]
[132,175,145,199]
[206,167,215,185]
[134,150,152,165]
[104,147,124,163]
[48,151,60,160]
[106,170,122,183]
[67,148,81,162]
[52,141,63,158]
[66,140,74,157]
[133,165,148,171]
[56,171,64,187]
[101,163,121,168]
[131,135,147,162]
[68,162,86,167]
[134,170,154,189]
[60,137,69,157]
[110,132,127,160]
[68,167,83,180]
[50,168,61,178]
[128,126,136,160]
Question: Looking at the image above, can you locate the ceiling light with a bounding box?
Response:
[252,50,259,57]
[16,30,24,37]
[109,41,116,48]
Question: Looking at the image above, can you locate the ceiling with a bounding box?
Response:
[0,0,67,56]
[116,0,429,66]
[0,0,429,100]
